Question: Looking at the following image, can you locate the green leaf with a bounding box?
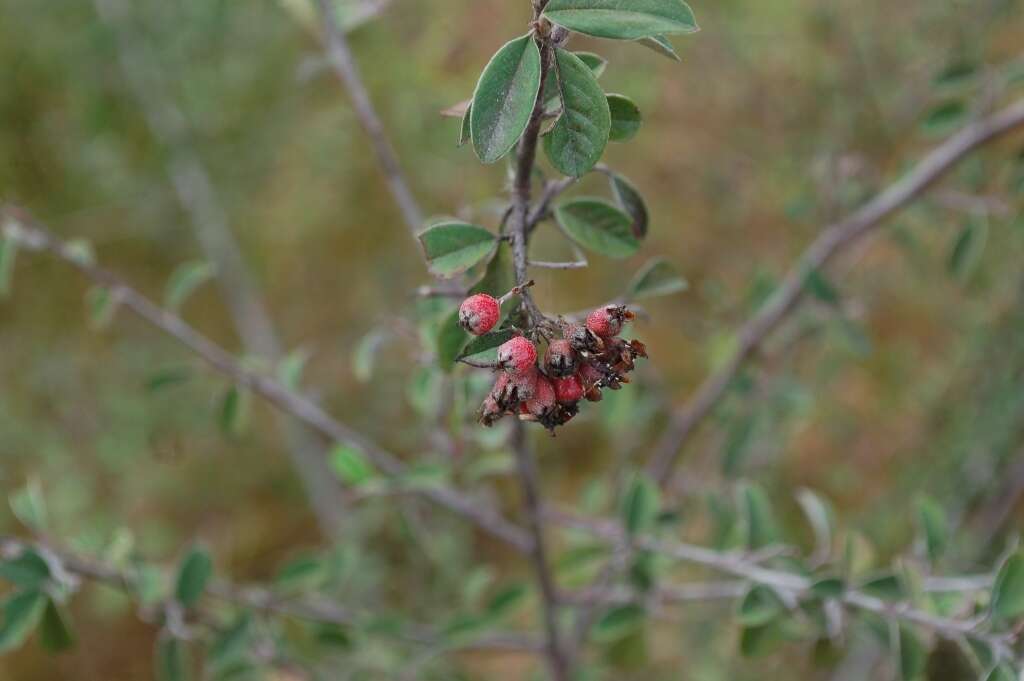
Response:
[0,590,46,654]
[458,103,472,147]
[796,488,834,561]
[554,199,639,258]
[916,495,948,563]
[329,445,376,486]
[922,100,968,135]
[0,550,51,589]
[621,472,660,537]
[0,235,18,298]
[803,269,840,305]
[984,664,1017,681]
[155,635,187,681]
[739,620,787,658]
[575,51,608,77]
[85,286,118,329]
[738,483,780,549]
[39,600,74,652]
[146,366,192,392]
[607,94,642,142]
[897,625,926,680]
[437,308,469,372]
[175,545,213,608]
[592,604,645,643]
[948,219,988,281]
[811,577,845,598]
[627,258,687,300]
[352,330,384,383]
[544,48,611,177]
[608,171,649,238]
[219,386,250,437]
[543,0,698,40]
[486,583,528,620]
[738,585,784,627]
[9,479,47,532]
[209,613,251,671]
[458,329,517,365]
[277,349,309,391]
[636,35,682,61]
[860,572,905,602]
[991,551,1024,620]
[418,222,498,278]
[470,34,542,164]
[165,261,216,311]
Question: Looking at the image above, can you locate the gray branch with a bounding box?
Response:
[647,98,1024,485]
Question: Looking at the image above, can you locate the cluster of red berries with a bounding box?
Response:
[458,292,647,433]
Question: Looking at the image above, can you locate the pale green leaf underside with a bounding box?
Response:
[554,198,638,258]
[470,34,542,164]
[637,35,682,61]
[418,222,498,278]
[607,93,642,142]
[628,258,687,299]
[544,48,611,177]
[543,0,698,41]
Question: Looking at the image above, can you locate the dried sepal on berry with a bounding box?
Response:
[563,322,604,355]
[585,305,635,338]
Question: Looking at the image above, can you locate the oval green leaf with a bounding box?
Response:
[470,34,542,164]
[607,94,642,142]
[627,258,687,300]
[621,472,660,536]
[543,0,698,40]
[554,198,638,258]
[418,222,498,278]
[175,545,213,608]
[0,590,47,654]
[543,48,611,177]
[608,171,649,238]
[991,551,1024,620]
[637,35,682,62]
[458,329,517,365]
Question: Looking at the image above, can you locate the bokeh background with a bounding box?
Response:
[2,0,1024,678]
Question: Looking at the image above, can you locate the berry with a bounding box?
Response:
[479,394,503,426]
[497,336,537,373]
[524,374,556,417]
[459,294,500,336]
[544,339,578,378]
[578,362,604,389]
[586,305,634,338]
[564,323,603,354]
[552,375,584,404]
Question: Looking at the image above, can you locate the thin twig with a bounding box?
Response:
[0,535,539,654]
[0,206,530,553]
[647,98,1024,485]
[505,18,572,680]
[314,0,424,238]
[549,509,1017,658]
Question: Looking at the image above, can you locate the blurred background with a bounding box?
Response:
[2,0,1024,678]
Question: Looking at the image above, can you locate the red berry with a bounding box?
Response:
[544,339,578,378]
[578,362,604,389]
[459,294,500,335]
[525,375,556,417]
[497,336,537,373]
[586,306,630,338]
[552,375,584,404]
